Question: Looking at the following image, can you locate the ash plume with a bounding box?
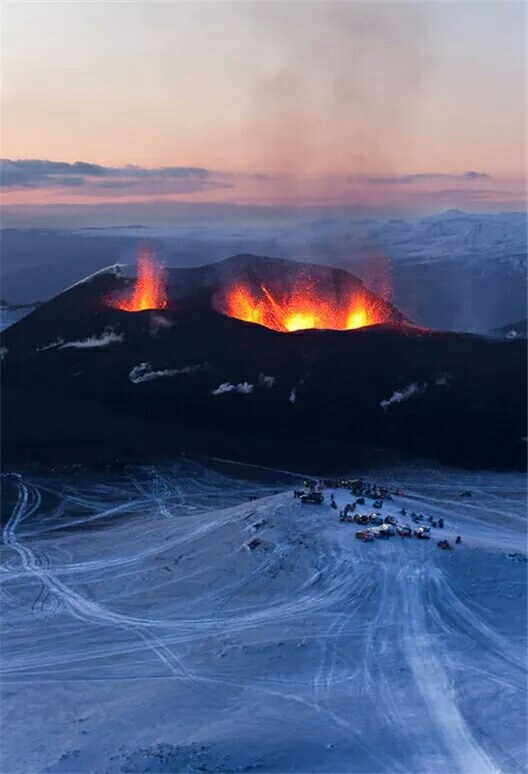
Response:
[234,3,428,186]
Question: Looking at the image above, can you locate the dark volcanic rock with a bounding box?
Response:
[1,256,526,471]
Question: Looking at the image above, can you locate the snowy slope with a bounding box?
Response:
[1,461,526,773]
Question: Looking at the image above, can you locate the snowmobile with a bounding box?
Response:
[354,513,370,524]
[396,524,412,537]
[376,524,395,537]
[384,515,397,526]
[437,540,451,550]
[369,513,383,525]
[300,491,324,505]
[373,499,383,509]
[355,529,374,541]
[351,480,364,495]
[355,497,365,505]
[414,527,431,540]
[459,490,472,498]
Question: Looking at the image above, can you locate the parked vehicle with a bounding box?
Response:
[414,527,431,539]
[301,492,324,505]
[396,524,412,537]
[354,513,370,524]
[351,480,364,495]
[355,529,374,541]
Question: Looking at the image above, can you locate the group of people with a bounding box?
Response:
[293,476,463,547]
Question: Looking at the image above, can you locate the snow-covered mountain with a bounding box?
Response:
[286,210,527,262]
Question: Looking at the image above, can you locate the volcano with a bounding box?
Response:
[1,254,525,471]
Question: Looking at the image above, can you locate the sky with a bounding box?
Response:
[1,0,526,223]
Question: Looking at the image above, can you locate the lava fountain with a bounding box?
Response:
[111,250,167,312]
[222,280,388,332]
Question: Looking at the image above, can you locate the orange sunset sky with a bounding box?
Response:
[1,1,526,215]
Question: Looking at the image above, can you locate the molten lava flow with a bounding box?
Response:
[112,250,167,312]
[223,280,386,332]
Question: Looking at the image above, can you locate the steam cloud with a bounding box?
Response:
[380,382,426,410]
[129,362,202,384]
[258,373,276,388]
[381,374,450,409]
[212,382,254,396]
[59,328,124,349]
[38,328,124,351]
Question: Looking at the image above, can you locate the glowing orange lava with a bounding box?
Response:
[112,250,167,312]
[223,281,387,332]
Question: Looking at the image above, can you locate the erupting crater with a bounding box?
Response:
[109,250,167,312]
[219,280,390,332]
[106,250,404,332]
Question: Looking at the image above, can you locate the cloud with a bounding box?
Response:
[359,171,491,186]
[0,158,231,195]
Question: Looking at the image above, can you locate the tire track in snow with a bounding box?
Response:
[402,562,500,773]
